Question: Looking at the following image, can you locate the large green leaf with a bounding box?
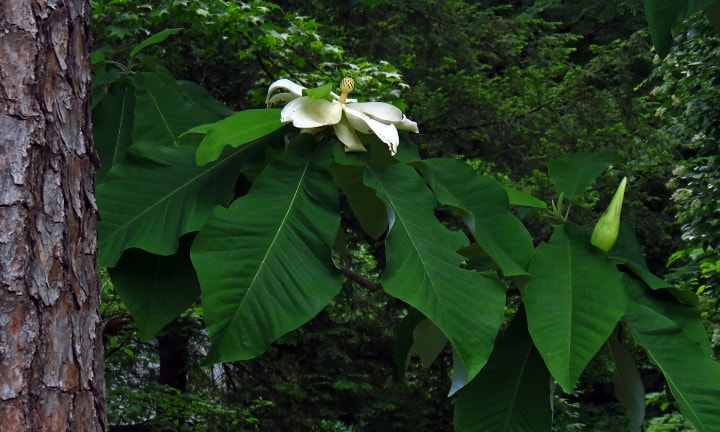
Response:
[643,0,717,56]
[522,223,627,392]
[329,137,405,240]
[93,72,232,182]
[548,150,620,199]
[93,78,135,182]
[624,277,720,431]
[108,234,200,340]
[416,158,534,276]
[329,162,388,239]
[176,80,234,119]
[454,310,552,432]
[190,137,342,363]
[185,109,286,166]
[131,72,226,146]
[607,332,645,432]
[97,138,273,267]
[625,275,713,357]
[364,163,507,385]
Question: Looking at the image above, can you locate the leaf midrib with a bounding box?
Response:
[501,343,534,430]
[147,82,177,144]
[111,85,131,168]
[369,166,452,326]
[240,158,311,315]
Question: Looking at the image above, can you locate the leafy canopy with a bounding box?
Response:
[92,19,720,432]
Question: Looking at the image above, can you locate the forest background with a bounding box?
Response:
[89,0,720,430]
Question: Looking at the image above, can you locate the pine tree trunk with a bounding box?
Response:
[0,0,106,430]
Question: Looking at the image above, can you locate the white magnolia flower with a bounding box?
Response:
[266,77,418,155]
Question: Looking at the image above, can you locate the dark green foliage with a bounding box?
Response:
[278,0,679,278]
[217,307,454,431]
[454,309,553,432]
[191,136,344,363]
[641,0,717,56]
[91,0,407,109]
[91,2,720,431]
[109,234,201,340]
[102,278,262,432]
[655,15,720,299]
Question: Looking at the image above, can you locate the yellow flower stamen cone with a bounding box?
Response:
[338,77,354,104]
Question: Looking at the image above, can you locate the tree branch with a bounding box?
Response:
[338,265,382,291]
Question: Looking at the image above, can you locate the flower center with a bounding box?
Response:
[338,77,354,104]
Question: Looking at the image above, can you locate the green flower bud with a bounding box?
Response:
[591,177,627,252]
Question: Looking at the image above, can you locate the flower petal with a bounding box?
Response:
[395,115,419,133]
[344,106,400,155]
[333,119,367,152]
[266,92,300,108]
[281,97,343,128]
[266,78,306,102]
[343,108,373,134]
[350,101,404,122]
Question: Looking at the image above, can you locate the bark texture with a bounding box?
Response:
[0,0,106,430]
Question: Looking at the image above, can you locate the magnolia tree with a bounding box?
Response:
[93,19,720,432]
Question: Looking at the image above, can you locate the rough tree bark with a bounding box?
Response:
[0,0,106,430]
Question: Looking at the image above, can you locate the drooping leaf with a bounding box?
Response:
[522,223,626,392]
[329,135,417,239]
[191,136,342,363]
[393,308,426,377]
[610,224,698,305]
[706,0,720,32]
[642,0,717,56]
[364,163,507,386]
[548,150,620,199]
[411,319,449,368]
[131,72,227,146]
[129,28,183,59]
[108,233,200,340]
[626,275,713,358]
[97,138,274,267]
[329,162,388,239]
[93,78,135,182]
[176,80,235,118]
[610,224,671,290]
[454,310,552,432]
[185,109,285,166]
[416,158,534,276]
[606,331,645,432]
[624,277,720,431]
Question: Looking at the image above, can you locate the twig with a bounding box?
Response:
[338,265,382,291]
